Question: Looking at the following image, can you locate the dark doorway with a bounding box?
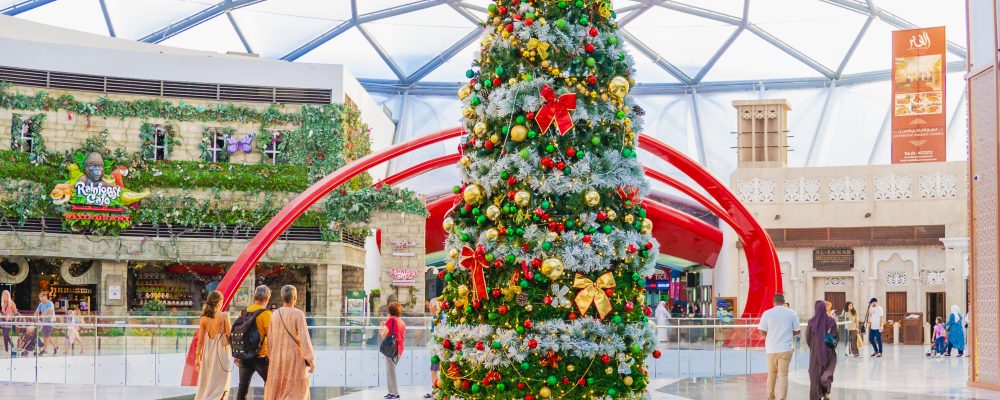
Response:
[927,292,946,324]
[886,292,907,323]
[824,291,846,315]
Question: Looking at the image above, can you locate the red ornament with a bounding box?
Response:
[517,382,527,390]
[523,319,533,329]
[528,339,538,349]
[461,380,471,390]
[601,354,611,364]
[589,27,599,37]
[526,112,535,120]
[525,18,534,26]
[566,147,576,158]
[644,306,653,316]
[532,258,542,268]
[505,24,514,33]
[568,312,577,320]
[498,6,507,14]
[493,77,502,86]
[625,301,635,311]
[438,271,446,280]
[499,227,507,235]
[535,84,577,135]
[494,259,503,268]
[442,339,452,349]
[508,190,516,199]
[473,300,482,310]
[507,177,517,185]
[562,377,570,384]
[441,300,449,309]
[628,244,637,253]
[513,13,522,21]
[476,342,486,351]
[543,296,553,305]
[492,289,502,298]
[604,288,614,297]
[577,378,587,386]
[585,43,595,53]
[556,161,566,170]
[456,341,464,350]
[499,304,509,315]
[484,140,494,150]
[525,395,534,400]
[653,350,662,359]
[582,235,592,244]
[597,211,607,221]
[645,241,654,250]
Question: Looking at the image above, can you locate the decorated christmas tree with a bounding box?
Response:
[432,0,660,399]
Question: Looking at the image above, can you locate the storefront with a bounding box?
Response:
[1,258,99,314]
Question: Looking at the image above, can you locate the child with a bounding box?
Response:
[933,317,947,357]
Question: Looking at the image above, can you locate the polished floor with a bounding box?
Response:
[0,345,993,399]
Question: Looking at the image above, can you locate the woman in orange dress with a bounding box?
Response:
[264,285,315,400]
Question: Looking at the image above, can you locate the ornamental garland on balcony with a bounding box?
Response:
[200,126,236,163]
[139,122,179,161]
[8,113,47,164]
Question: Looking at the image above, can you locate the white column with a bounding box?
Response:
[714,226,741,311]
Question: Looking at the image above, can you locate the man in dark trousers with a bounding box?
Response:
[235,285,272,400]
[864,297,885,357]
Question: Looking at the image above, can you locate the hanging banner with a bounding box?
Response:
[891,27,947,164]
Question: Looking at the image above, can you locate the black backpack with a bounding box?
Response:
[230,308,266,360]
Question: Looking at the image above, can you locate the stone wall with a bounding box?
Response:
[372,211,427,315]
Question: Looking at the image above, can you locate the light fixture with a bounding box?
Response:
[774,215,780,220]
[864,212,872,218]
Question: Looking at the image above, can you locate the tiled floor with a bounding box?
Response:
[0,345,995,399]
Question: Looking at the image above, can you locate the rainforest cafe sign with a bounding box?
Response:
[50,152,149,230]
[73,183,122,206]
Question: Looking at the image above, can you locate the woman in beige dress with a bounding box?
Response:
[265,285,315,400]
[194,290,232,400]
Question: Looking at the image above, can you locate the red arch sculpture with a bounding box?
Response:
[179,127,779,385]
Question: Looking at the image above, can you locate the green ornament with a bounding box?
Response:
[488,311,499,320]
[576,149,585,157]
[466,69,475,78]
[640,250,649,257]
[515,227,525,236]
[541,200,551,209]
[484,79,493,88]
[445,273,453,281]
[488,3,497,13]
[589,227,598,234]
[519,279,529,288]
[547,376,558,385]
[472,383,481,393]
[506,254,516,263]
[608,35,618,45]
[465,305,473,314]
[493,340,502,349]
[470,96,481,106]
[638,208,647,218]
[502,125,510,134]
[520,148,530,159]
[477,215,487,225]
[613,315,623,324]
[528,130,537,139]
[545,144,555,153]
[562,166,571,174]
[542,241,552,251]
[461,233,470,241]
[516,115,526,124]
[632,272,640,281]
[602,225,613,234]
[566,220,575,228]
[608,388,618,396]
[452,185,461,194]
[557,0,566,7]
[516,326,525,334]
[616,110,626,119]
[579,16,589,25]
[431,355,440,364]
[524,73,533,81]
[497,383,506,391]
[638,278,647,287]
[619,53,626,61]
[586,57,596,66]
[526,12,535,19]
[556,18,566,29]
[587,378,595,385]
[631,343,642,354]
[634,221,643,229]
[472,207,481,215]
[460,207,468,215]
[574,0,583,6]
[495,66,504,75]
[521,361,531,370]
[591,136,601,145]
[500,171,509,179]
[485,252,495,262]
[503,205,512,214]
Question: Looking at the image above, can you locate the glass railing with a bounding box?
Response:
[0,315,845,388]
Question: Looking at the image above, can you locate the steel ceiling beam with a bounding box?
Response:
[835,14,875,78]
[281,0,449,61]
[1,0,56,16]
[139,0,264,43]
[405,27,482,84]
[805,82,838,166]
[646,0,742,25]
[98,0,116,37]
[689,90,708,166]
[226,11,253,54]
[445,0,482,24]
[694,26,744,84]
[619,30,694,85]
[616,5,650,27]
[818,0,967,59]
[357,24,407,81]
[747,24,835,79]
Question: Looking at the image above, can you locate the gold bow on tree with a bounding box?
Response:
[573,272,616,319]
[527,38,550,60]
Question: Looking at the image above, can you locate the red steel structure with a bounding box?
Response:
[180,127,780,385]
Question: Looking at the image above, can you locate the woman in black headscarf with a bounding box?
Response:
[807,299,838,400]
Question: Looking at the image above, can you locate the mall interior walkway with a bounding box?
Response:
[0,345,993,399]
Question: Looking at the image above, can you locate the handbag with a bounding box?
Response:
[277,309,312,367]
[380,318,399,361]
[824,331,838,349]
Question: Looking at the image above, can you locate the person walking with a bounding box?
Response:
[34,292,58,355]
[654,301,670,343]
[932,317,947,357]
[424,298,444,399]
[194,290,232,400]
[381,302,407,400]
[844,302,860,357]
[265,285,315,400]
[807,300,838,400]
[234,285,272,400]
[864,298,884,357]
[946,305,966,357]
[65,305,84,354]
[757,294,799,400]
[1,290,17,353]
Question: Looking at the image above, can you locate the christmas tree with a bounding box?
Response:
[432,0,660,399]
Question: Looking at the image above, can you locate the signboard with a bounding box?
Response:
[345,289,366,316]
[387,239,418,257]
[388,268,421,287]
[106,274,123,305]
[50,152,148,231]
[891,27,947,163]
[716,297,736,314]
[814,248,855,271]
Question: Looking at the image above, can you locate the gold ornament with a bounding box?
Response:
[628,77,636,87]
[473,121,488,135]
[599,2,612,18]
[642,218,653,234]
[463,184,484,205]
[457,85,472,100]
[485,228,498,240]
[526,38,550,60]
[514,191,531,206]
[539,387,552,398]
[607,209,618,221]
[457,285,470,298]
[510,124,528,142]
[449,248,459,259]
[459,155,472,167]
[485,205,501,220]
[443,217,455,232]
[605,366,614,375]
[489,134,500,144]
[624,214,635,224]
[541,60,551,69]
[584,189,601,206]
[624,376,634,386]
[609,76,630,99]
[541,258,565,280]
[525,304,533,312]
[567,364,576,372]
[445,261,455,273]
[462,107,477,119]
[454,379,463,389]
[573,272,616,319]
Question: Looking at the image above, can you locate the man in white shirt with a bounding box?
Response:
[758,294,800,400]
[865,297,885,357]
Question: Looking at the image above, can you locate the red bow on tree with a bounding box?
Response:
[535,84,577,135]
[616,186,640,207]
[540,350,562,369]
[483,370,502,385]
[460,245,489,300]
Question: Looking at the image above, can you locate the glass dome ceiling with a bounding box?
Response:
[0,0,971,195]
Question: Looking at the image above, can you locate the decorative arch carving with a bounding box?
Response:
[60,260,99,285]
[0,257,28,284]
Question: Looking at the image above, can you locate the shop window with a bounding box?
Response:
[153,127,168,161]
[140,122,177,161]
[201,127,231,163]
[263,130,285,164]
[10,118,32,153]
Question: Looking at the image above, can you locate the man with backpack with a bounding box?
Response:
[231,285,272,400]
